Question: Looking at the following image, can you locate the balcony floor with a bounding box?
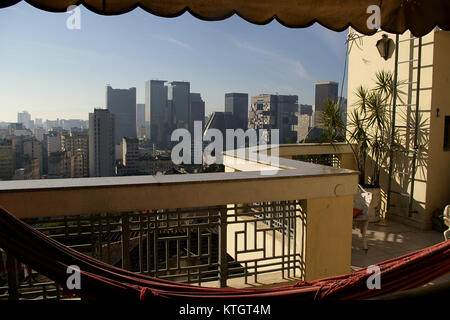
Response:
[352,219,450,297]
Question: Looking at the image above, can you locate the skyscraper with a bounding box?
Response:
[145,80,169,148]
[315,82,339,111]
[225,93,248,130]
[89,109,115,177]
[168,81,190,130]
[314,81,338,127]
[106,86,137,144]
[136,103,146,138]
[189,93,205,134]
[277,95,298,143]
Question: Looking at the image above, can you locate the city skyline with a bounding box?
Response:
[0,2,347,122]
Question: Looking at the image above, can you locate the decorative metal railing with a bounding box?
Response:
[0,200,305,300]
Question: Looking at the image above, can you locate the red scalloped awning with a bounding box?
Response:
[1,0,449,37]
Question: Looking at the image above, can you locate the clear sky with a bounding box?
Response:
[0,2,348,122]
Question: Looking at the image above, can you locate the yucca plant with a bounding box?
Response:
[319,70,402,186]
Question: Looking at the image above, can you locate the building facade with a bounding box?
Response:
[119,137,139,175]
[347,28,450,229]
[64,130,89,178]
[0,140,14,180]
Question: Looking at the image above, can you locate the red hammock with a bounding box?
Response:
[0,207,449,301]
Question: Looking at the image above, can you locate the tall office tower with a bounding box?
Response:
[64,130,89,178]
[121,137,139,175]
[106,86,137,144]
[314,81,338,126]
[89,109,115,177]
[0,139,14,180]
[225,93,248,130]
[146,80,170,149]
[277,95,298,143]
[17,111,31,129]
[189,93,205,134]
[249,94,298,144]
[136,103,146,138]
[168,81,190,130]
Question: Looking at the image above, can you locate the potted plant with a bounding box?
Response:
[319,70,400,222]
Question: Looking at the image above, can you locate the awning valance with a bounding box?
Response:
[1,0,449,37]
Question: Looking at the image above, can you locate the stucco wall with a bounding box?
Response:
[346,29,448,229]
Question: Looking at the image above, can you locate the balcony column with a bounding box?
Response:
[340,153,358,171]
[297,195,353,281]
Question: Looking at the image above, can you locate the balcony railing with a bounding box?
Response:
[0,143,358,300]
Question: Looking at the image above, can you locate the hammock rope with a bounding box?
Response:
[0,207,449,301]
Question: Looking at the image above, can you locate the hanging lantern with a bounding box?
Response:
[376,34,391,60]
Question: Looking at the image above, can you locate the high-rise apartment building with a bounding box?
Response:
[89,109,115,177]
[0,140,14,180]
[106,86,137,144]
[47,131,63,155]
[119,137,139,175]
[34,118,43,128]
[225,93,248,130]
[17,111,31,129]
[64,130,89,178]
[23,137,43,177]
